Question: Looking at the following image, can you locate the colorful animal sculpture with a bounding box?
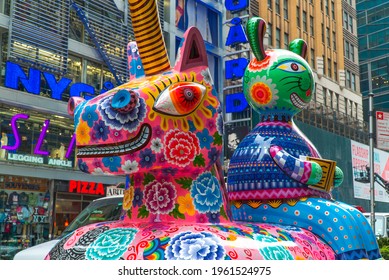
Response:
[227,17,381,260]
[45,2,365,260]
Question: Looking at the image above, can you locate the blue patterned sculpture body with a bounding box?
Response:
[227,17,381,260]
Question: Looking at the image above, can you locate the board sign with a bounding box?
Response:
[106,185,125,197]
[376,111,389,151]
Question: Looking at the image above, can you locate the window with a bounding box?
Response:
[323,87,328,107]
[334,61,337,81]
[323,56,326,75]
[332,31,336,50]
[303,11,307,32]
[276,0,280,14]
[86,60,102,91]
[67,55,82,84]
[345,41,350,58]
[328,89,333,109]
[349,14,353,33]
[321,23,324,42]
[328,58,332,77]
[297,6,300,28]
[326,27,330,45]
[331,1,335,19]
[334,92,339,111]
[346,70,351,88]
[268,22,273,46]
[310,48,315,68]
[310,16,314,35]
[276,28,281,48]
[325,0,329,15]
[350,43,355,62]
[283,0,289,19]
[351,73,356,91]
[343,11,348,29]
[284,32,289,48]
[268,0,273,9]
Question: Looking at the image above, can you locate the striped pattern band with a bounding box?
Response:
[129,0,171,76]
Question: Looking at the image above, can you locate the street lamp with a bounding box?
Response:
[367,61,375,234]
[368,92,375,234]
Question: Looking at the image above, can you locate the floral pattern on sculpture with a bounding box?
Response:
[247,76,279,109]
[144,181,177,214]
[82,104,99,127]
[163,129,200,167]
[76,121,91,145]
[99,93,147,132]
[190,172,223,213]
[165,231,225,260]
[85,228,138,260]
[254,234,294,260]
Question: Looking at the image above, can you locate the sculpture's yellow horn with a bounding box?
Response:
[129,0,171,76]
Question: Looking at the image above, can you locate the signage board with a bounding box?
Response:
[106,185,125,197]
[376,111,389,151]
[68,180,105,196]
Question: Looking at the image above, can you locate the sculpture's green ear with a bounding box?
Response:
[289,39,308,59]
[246,17,268,61]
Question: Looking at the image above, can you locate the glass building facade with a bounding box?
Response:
[357,1,389,119]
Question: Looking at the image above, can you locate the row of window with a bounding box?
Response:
[360,59,389,95]
[323,87,358,119]
[268,0,337,20]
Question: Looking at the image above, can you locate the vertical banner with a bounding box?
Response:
[351,140,389,202]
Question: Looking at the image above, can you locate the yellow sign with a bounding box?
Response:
[306,157,336,193]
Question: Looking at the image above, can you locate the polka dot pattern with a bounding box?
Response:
[231,197,380,259]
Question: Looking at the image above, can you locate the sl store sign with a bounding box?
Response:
[224,0,250,114]
[2,113,76,165]
[4,61,115,101]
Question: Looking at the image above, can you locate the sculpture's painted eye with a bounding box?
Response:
[153,82,206,116]
[277,61,306,73]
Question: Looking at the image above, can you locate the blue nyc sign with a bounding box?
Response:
[5,61,114,101]
[224,1,250,113]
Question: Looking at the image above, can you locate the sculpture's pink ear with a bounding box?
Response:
[174,27,208,72]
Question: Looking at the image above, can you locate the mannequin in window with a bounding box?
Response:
[0,132,8,159]
[58,143,65,160]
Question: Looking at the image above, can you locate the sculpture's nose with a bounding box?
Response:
[68,97,86,116]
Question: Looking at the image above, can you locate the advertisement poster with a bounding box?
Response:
[351,140,389,202]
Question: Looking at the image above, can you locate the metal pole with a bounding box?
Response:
[368,92,375,234]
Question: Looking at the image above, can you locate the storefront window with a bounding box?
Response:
[0,175,51,259]
[0,105,75,168]
[52,181,109,237]
[86,60,102,94]
[67,55,82,84]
